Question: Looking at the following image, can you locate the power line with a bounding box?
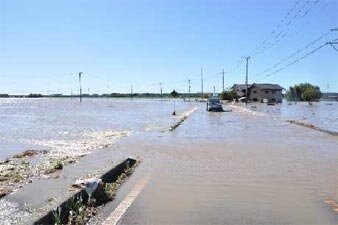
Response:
[251,0,321,58]
[252,31,330,79]
[253,41,331,82]
[329,42,338,53]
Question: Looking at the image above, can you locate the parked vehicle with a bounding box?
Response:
[207,96,223,112]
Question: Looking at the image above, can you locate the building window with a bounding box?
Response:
[253,90,257,93]
[265,90,269,94]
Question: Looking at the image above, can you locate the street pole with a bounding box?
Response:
[221,69,225,92]
[79,72,83,103]
[159,82,163,98]
[188,79,191,101]
[201,67,204,100]
[213,85,216,95]
[244,56,250,106]
[131,85,133,100]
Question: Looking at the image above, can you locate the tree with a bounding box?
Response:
[170,89,179,98]
[287,83,322,103]
[220,90,237,101]
[303,86,320,104]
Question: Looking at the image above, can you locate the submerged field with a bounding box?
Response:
[0,98,337,224]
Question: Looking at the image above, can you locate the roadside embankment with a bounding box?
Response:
[34,158,138,225]
[169,107,198,131]
[0,130,131,199]
[286,120,338,136]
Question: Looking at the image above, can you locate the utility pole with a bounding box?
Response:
[159,82,163,98]
[213,85,216,95]
[79,72,83,103]
[244,56,250,105]
[220,69,225,92]
[187,79,191,101]
[201,68,204,100]
[131,85,133,100]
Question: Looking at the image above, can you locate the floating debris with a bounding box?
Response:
[324,198,338,213]
[12,150,47,159]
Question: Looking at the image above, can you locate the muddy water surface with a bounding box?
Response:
[0,99,337,225]
[117,105,337,225]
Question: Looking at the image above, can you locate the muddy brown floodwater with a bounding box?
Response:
[0,99,337,225]
[113,104,337,225]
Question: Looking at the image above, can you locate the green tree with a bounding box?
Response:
[220,90,237,101]
[170,89,179,98]
[287,83,322,103]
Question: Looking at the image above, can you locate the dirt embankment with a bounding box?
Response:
[286,120,338,136]
[169,107,197,131]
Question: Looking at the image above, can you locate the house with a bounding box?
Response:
[231,84,249,98]
[321,92,338,101]
[231,83,284,103]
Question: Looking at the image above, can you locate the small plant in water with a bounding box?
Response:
[67,194,85,219]
[104,182,118,199]
[52,207,64,225]
[54,161,63,170]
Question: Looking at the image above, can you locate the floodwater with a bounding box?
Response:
[0,98,194,160]
[0,98,337,225]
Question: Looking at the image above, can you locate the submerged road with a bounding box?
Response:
[101,105,338,225]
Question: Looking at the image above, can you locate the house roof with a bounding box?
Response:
[231,84,252,90]
[251,83,284,90]
[231,83,284,91]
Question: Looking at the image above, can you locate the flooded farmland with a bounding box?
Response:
[0,98,337,224]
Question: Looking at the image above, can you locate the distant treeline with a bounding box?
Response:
[0,92,211,99]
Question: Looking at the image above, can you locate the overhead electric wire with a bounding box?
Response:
[329,39,338,53]
[251,31,330,79]
[252,0,321,58]
[253,40,333,82]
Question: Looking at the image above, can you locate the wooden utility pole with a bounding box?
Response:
[220,69,225,92]
[159,82,163,98]
[79,72,83,103]
[188,79,191,101]
[131,85,133,100]
[201,68,204,100]
[244,56,250,105]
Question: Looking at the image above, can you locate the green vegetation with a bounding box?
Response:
[287,83,322,104]
[170,89,179,98]
[220,90,238,101]
[50,160,138,225]
[52,207,64,225]
[54,161,64,170]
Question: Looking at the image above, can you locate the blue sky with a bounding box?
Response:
[1,0,337,94]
